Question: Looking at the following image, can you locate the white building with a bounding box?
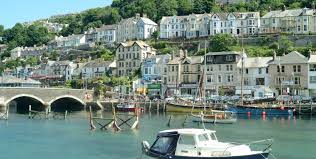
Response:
[116,14,157,42]
[10,45,47,59]
[52,34,86,49]
[81,59,116,79]
[308,53,316,96]
[95,25,117,44]
[160,12,260,39]
[236,56,274,98]
[42,21,68,33]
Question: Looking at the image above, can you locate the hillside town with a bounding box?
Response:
[2,5,316,101]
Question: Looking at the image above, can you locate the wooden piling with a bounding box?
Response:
[28,105,31,119]
[149,100,152,111]
[64,110,68,119]
[167,115,172,127]
[157,100,160,113]
[163,101,166,112]
[89,106,96,130]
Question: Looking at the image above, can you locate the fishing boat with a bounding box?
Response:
[227,104,294,116]
[191,110,237,124]
[116,102,138,112]
[166,100,213,113]
[141,128,273,159]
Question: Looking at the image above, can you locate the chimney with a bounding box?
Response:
[268,6,272,12]
[135,13,140,19]
[184,50,188,58]
[282,5,286,11]
[273,50,277,61]
[143,13,147,18]
[171,51,174,60]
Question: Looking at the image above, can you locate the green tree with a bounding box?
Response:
[158,0,178,18]
[209,34,237,52]
[178,0,193,15]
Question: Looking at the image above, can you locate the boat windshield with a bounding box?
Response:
[151,137,174,154]
[198,133,210,142]
[209,133,217,141]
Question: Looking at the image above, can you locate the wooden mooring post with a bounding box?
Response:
[163,101,166,112]
[157,100,160,114]
[149,100,152,111]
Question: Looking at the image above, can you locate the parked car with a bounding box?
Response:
[301,96,312,103]
[277,95,291,102]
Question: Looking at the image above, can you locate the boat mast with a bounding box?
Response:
[204,40,207,111]
[240,48,244,106]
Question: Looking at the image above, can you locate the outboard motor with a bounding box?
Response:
[141,141,150,154]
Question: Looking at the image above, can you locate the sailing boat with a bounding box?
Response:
[189,41,237,124]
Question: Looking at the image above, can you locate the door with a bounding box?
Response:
[175,134,197,157]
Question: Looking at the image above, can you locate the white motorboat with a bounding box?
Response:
[142,128,272,159]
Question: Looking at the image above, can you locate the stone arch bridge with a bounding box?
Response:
[0,87,94,112]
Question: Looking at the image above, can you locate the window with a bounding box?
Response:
[282,66,285,72]
[294,77,300,85]
[230,65,233,71]
[226,65,229,71]
[310,76,316,83]
[293,65,297,72]
[297,25,301,32]
[266,68,269,74]
[258,68,262,74]
[272,18,275,24]
[198,134,209,142]
[226,55,233,62]
[256,78,265,85]
[310,64,316,71]
[214,22,216,27]
[226,74,233,82]
[151,137,174,154]
[218,75,222,83]
[172,66,174,72]
[178,135,195,145]
[246,68,249,74]
[207,75,214,83]
[277,66,280,72]
[304,25,307,31]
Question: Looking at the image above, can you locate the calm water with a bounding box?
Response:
[0,112,315,159]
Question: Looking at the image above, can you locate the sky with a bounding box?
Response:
[0,0,113,29]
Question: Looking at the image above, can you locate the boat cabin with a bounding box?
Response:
[147,129,225,158]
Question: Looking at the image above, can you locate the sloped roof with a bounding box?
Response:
[308,54,316,63]
[262,8,315,18]
[182,56,204,64]
[237,57,273,68]
[269,51,308,65]
[83,59,112,68]
[118,40,150,49]
[0,76,41,85]
[206,51,242,56]
[139,17,157,25]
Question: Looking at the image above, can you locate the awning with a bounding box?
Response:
[235,90,252,95]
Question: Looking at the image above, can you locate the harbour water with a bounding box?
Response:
[0,112,315,159]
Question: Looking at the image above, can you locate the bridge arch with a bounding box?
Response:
[48,95,86,106]
[5,94,45,106]
[48,95,86,112]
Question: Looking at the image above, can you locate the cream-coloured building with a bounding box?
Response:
[115,41,156,76]
[180,52,204,96]
[268,51,309,96]
[261,6,316,34]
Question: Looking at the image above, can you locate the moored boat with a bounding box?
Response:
[191,110,237,124]
[141,128,273,159]
[116,102,139,112]
[227,104,294,116]
[166,101,213,113]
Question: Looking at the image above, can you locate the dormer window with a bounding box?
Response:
[206,56,214,63]
[226,55,233,62]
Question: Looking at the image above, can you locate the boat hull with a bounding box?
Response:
[166,102,212,113]
[151,152,269,159]
[191,117,237,124]
[228,105,293,116]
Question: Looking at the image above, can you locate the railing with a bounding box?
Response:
[222,139,274,156]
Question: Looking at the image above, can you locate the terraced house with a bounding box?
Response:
[115,41,156,76]
[268,51,309,96]
[159,11,260,39]
[260,5,316,34]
